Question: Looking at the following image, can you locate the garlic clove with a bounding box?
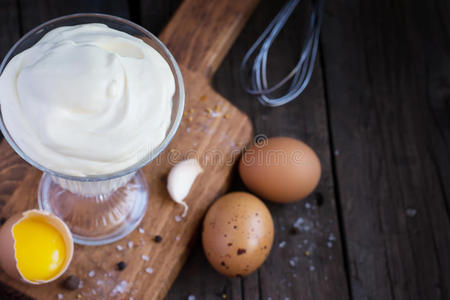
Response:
[167,159,203,217]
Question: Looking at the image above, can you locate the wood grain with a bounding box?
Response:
[320,0,450,299]
[0,0,256,299]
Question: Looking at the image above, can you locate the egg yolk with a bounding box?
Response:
[12,217,66,282]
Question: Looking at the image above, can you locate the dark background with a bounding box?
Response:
[0,0,449,299]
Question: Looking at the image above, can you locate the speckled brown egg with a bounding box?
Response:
[202,192,274,277]
[239,136,321,203]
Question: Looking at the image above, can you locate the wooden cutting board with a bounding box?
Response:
[0,0,258,299]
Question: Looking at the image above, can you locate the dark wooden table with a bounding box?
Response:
[1,0,449,299]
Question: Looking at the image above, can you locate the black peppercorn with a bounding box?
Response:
[62,275,81,290]
[154,235,163,243]
[289,226,300,235]
[116,261,127,271]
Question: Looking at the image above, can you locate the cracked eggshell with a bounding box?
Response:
[202,192,274,277]
[0,209,74,284]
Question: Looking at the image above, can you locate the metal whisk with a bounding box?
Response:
[240,0,324,107]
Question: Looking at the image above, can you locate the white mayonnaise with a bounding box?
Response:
[0,24,174,176]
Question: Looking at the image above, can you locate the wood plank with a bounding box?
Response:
[18,0,129,32]
[0,0,21,143]
[137,0,182,35]
[0,1,20,62]
[0,0,23,209]
[0,0,258,299]
[169,0,351,299]
[320,0,450,299]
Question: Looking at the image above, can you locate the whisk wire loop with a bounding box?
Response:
[240,0,324,107]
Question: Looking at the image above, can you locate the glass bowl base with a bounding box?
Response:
[38,171,148,246]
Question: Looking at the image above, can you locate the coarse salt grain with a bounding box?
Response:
[116,245,124,251]
[111,280,128,296]
[188,296,196,300]
[328,233,336,241]
[209,111,222,118]
[175,215,182,222]
[142,255,149,261]
[128,241,134,248]
[138,228,145,234]
[279,241,286,248]
[145,267,154,274]
[57,294,63,300]
[405,208,417,217]
[88,270,95,278]
[293,217,313,232]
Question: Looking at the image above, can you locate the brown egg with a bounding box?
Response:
[202,192,274,277]
[239,136,321,203]
[0,210,74,284]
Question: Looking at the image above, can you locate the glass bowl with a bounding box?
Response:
[0,13,185,245]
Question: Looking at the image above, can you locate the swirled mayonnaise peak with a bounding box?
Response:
[0,24,175,176]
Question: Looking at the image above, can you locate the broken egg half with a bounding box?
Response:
[0,209,73,284]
